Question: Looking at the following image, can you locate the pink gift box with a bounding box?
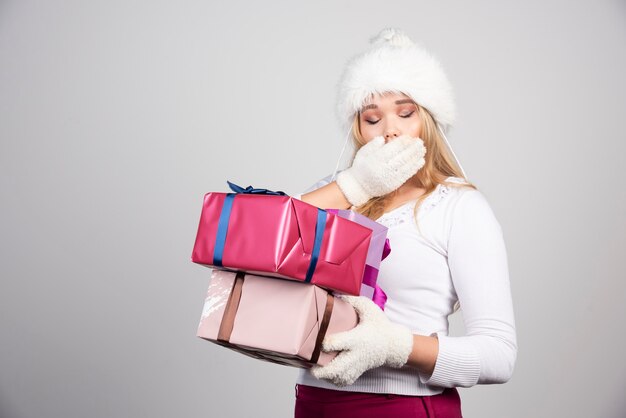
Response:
[197,269,358,368]
[329,209,389,301]
[191,191,374,295]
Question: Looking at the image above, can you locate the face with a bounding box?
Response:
[358,92,422,144]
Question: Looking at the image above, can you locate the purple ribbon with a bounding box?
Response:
[372,286,388,311]
[382,238,391,260]
[361,266,388,310]
[361,238,390,310]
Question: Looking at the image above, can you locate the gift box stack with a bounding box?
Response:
[191,182,389,368]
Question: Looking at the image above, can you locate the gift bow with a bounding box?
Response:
[227,180,286,196]
[215,181,325,284]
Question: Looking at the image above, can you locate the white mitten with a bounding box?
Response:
[311,296,414,387]
[336,135,426,207]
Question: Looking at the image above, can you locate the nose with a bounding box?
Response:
[384,128,400,142]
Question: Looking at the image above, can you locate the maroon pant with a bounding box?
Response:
[294,384,462,418]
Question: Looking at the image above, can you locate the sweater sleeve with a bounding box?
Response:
[420,190,517,388]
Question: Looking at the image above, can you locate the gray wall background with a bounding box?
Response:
[1,1,625,417]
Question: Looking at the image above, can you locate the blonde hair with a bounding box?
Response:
[350,102,477,228]
[351,101,474,313]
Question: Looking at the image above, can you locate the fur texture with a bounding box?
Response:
[336,135,426,207]
[311,295,414,387]
[336,28,456,133]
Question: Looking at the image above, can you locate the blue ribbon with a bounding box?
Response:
[212,181,326,282]
[227,180,286,196]
[213,193,235,267]
[304,208,327,283]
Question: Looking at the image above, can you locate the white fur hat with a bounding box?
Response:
[336,28,456,133]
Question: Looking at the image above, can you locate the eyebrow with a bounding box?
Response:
[360,99,416,111]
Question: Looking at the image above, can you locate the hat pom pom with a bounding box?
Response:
[370,28,414,48]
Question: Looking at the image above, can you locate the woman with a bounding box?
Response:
[293,29,517,417]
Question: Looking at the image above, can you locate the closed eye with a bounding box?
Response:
[365,119,380,125]
[400,111,415,118]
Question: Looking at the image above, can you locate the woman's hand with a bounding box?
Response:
[311,296,414,387]
[336,135,426,207]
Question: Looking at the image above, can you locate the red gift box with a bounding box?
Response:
[191,189,373,295]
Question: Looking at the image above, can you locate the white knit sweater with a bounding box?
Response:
[293,175,517,396]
